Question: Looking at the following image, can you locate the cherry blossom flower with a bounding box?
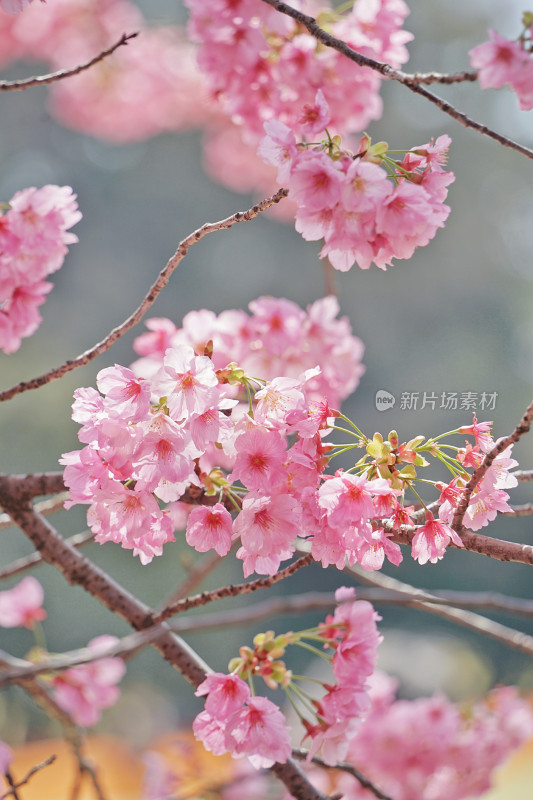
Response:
[186,504,233,556]
[411,512,464,565]
[195,673,251,717]
[154,345,220,421]
[470,29,533,109]
[234,493,300,577]
[96,365,152,423]
[0,185,80,353]
[51,635,126,726]
[194,674,291,768]
[356,526,403,571]
[0,576,47,628]
[229,427,288,493]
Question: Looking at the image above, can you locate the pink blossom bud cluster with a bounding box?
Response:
[0,185,81,353]
[0,576,46,628]
[259,119,455,271]
[185,0,412,141]
[49,635,126,727]
[339,675,533,800]
[194,588,381,767]
[131,295,365,409]
[470,25,533,111]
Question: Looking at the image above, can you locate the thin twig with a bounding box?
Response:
[406,69,478,85]
[151,553,314,624]
[0,478,326,800]
[0,530,94,581]
[158,550,226,612]
[347,563,533,656]
[259,0,533,161]
[0,492,69,529]
[502,503,533,516]
[0,33,138,92]
[0,757,56,800]
[7,582,533,683]
[0,655,104,799]
[292,749,392,800]
[0,189,288,404]
[514,470,533,482]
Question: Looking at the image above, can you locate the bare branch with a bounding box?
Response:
[0,472,66,500]
[387,523,533,567]
[514,469,533,482]
[0,492,69,530]
[151,553,314,624]
[502,503,533,516]
[292,749,392,800]
[406,69,478,85]
[0,33,138,92]
[0,531,94,581]
[168,588,533,634]
[259,0,533,161]
[348,563,533,656]
[157,549,225,612]
[1,757,56,800]
[0,475,326,800]
[0,189,288,404]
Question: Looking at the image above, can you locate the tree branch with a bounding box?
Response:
[0,476,326,800]
[0,492,69,530]
[0,34,138,92]
[151,553,313,624]
[348,563,533,656]
[292,749,392,800]
[0,531,94,581]
[0,189,288,404]
[259,0,533,161]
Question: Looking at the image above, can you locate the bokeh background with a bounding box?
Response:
[1,0,533,772]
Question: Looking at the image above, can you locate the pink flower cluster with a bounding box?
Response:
[436,441,518,534]
[194,588,381,768]
[303,587,382,764]
[0,185,81,353]
[470,28,533,111]
[193,673,292,768]
[0,576,47,628]
[61,346,236,564]
[260,118,455,271]
[341,674,533,800]
[131,295,365,409]
[50,635,126,727]
[185,0,412,141]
